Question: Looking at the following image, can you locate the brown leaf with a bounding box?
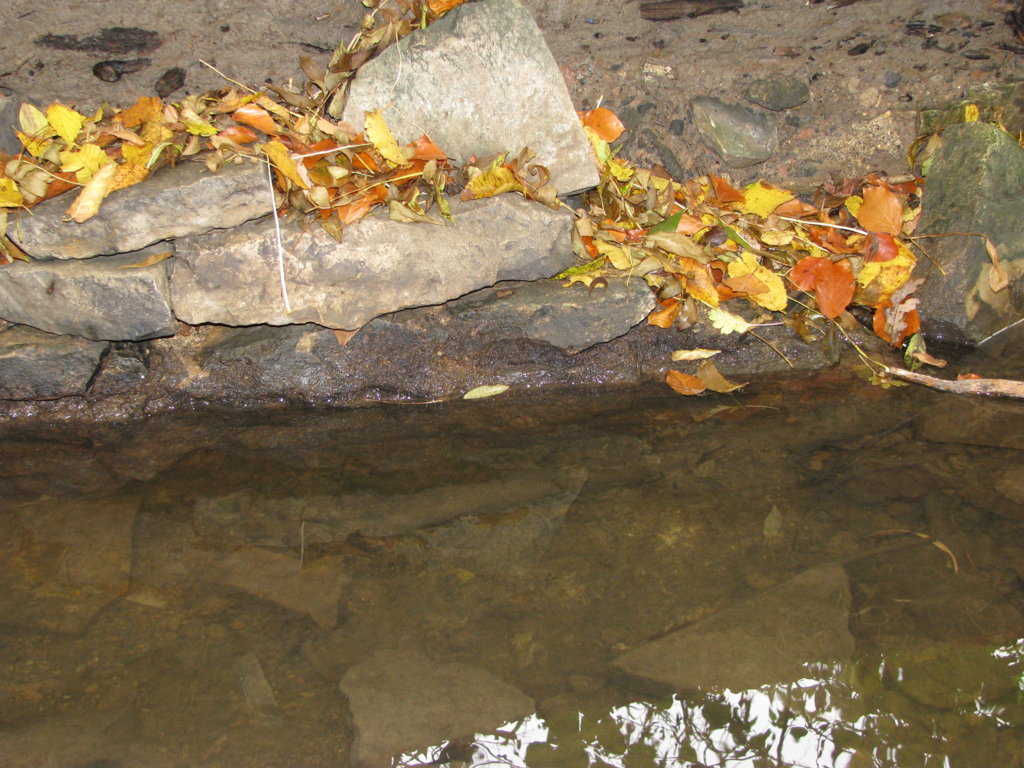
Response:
[857,185,903,236]
[648,299,681,328]
[119,250,173,269]
[332,329,358,346]
[695,359,747,393]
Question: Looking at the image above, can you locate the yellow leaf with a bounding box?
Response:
[65,161,117,223]
[844,194,863,218]
[108,162,150,193]
[727,251,788,311]
[46,103,86,146]
[364,109,409,167]
[120,250,173,268]
[671,348,721,361]
[182,112,218,137]
[18,103,50,137]
[964,103,979,123]
[856,244,916,302]
[463,384,509,400]
[59,143,112,182]
[696,359,747,393]
[595,239,636,270]
[0,178,23,208]
[738,181,794,218]
[262,140,308,189]
[582,126,611,166]
[607,156,634,181]
[464,164,522,199]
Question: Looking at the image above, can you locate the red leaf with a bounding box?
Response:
[789,256,854,319]
[865,232,899,262]
[709,174,744,204]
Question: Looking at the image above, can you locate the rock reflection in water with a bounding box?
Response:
[1,374,1023,767]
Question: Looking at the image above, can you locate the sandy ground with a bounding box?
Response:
[1,0,1022,188]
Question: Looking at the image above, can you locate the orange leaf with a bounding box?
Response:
[409,135,447,162]
[300,139,340,168]
[772,198,819,218]
[873,298,920,345]
[217,125,260,144]
[666,370,707,396]
[428,0,468,13]
[232,103,279,135]
[857,185,904,235]
[675,213,706,235]
[580,107,626,142]
[789,256,854,319]
[118,96,163,128]
[709,174,744,204]
[648,299,681,328]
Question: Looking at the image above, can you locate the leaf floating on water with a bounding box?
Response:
[463,384,509,400]
[665,369,706,396]
[696,359,746,393]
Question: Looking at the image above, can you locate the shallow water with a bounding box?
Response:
[2,365,1024,768]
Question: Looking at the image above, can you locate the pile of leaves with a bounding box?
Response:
[0,0,1011,396]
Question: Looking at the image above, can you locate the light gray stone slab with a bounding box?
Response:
[341,0,598,195]
[615,562,854,692]
[0,246,176,341]
[340,648,534,768]
[170,195,574,330]
[9,159,272,260]
[0,325,107,400]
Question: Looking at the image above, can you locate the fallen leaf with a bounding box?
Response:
[857,185,903,235]
[59,143,111,182]
[665,369,706,396]
[696,359,747,393]
[727,251,788,311]
[648,299,681,328]
[108,162,150,193]
[263,141,309,189]
[232,103,280,135]
[388,200,444,225]
[364,109,410,167]
[709,174,744,203]
[789,255,855,319]
[428,0,468,14]
[46,103,86,146]
[738,181,794,218]
[332,329,358,346]
[118,95,163,128]
[864,231,899,262]
[217,125,260,144]
[671,348,721,361]
[984,237,1010,293]
[708,307,755,334]
[65,161,117,222]
[0,179,24,208]
[464,384,509,400]
[462,164,522,200]
[579,106,626,142]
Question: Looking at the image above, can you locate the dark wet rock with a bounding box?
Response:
[744,74,810,111]
[442,278,656,353]
[92,58,151,83]
[690,96,778,167]
[0,325,107,400]
[339,648,534,768]
[170,196,573,330]
[191,469,587,548]
[89,345,148,396]
[614,562,854,691]
[0,496,137,634]
[10,160,271,260]
[154,66,185,98]
[913,122,1024,345]
[0,246,176,341]
[340,0,598,195]
[34,27,161,54]
[0,93,20,156]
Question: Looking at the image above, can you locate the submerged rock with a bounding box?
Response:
[170,195,574,329]
[341,0,598,195]
[614,562,854,692]
[339,648,534,768]
[913,122,1024,345]
[744,74,810,111]
[10,160,271,260]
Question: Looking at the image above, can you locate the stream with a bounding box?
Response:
[2,349,1024,767]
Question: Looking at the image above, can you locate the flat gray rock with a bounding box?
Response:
[339,648,534,768]
[440,277,656,353]
[744,75,810,111]
[170,195,574,329]
[913,122,1024,345]
[10,160,271,260]
[0,246,176,341]
[690,96,778,168]
[615,562,854,692]
[0,325,107,400]
[341,0,598,195]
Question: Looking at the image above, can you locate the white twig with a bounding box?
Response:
[266,161,292,313]
[776,215,867,236]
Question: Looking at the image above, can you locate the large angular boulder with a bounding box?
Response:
[170,195,574,329]
[0,325,107,400]
[0,246,176,340]
[9,160,271,260]
[913,122,1024,345]
[341,0,598,195]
